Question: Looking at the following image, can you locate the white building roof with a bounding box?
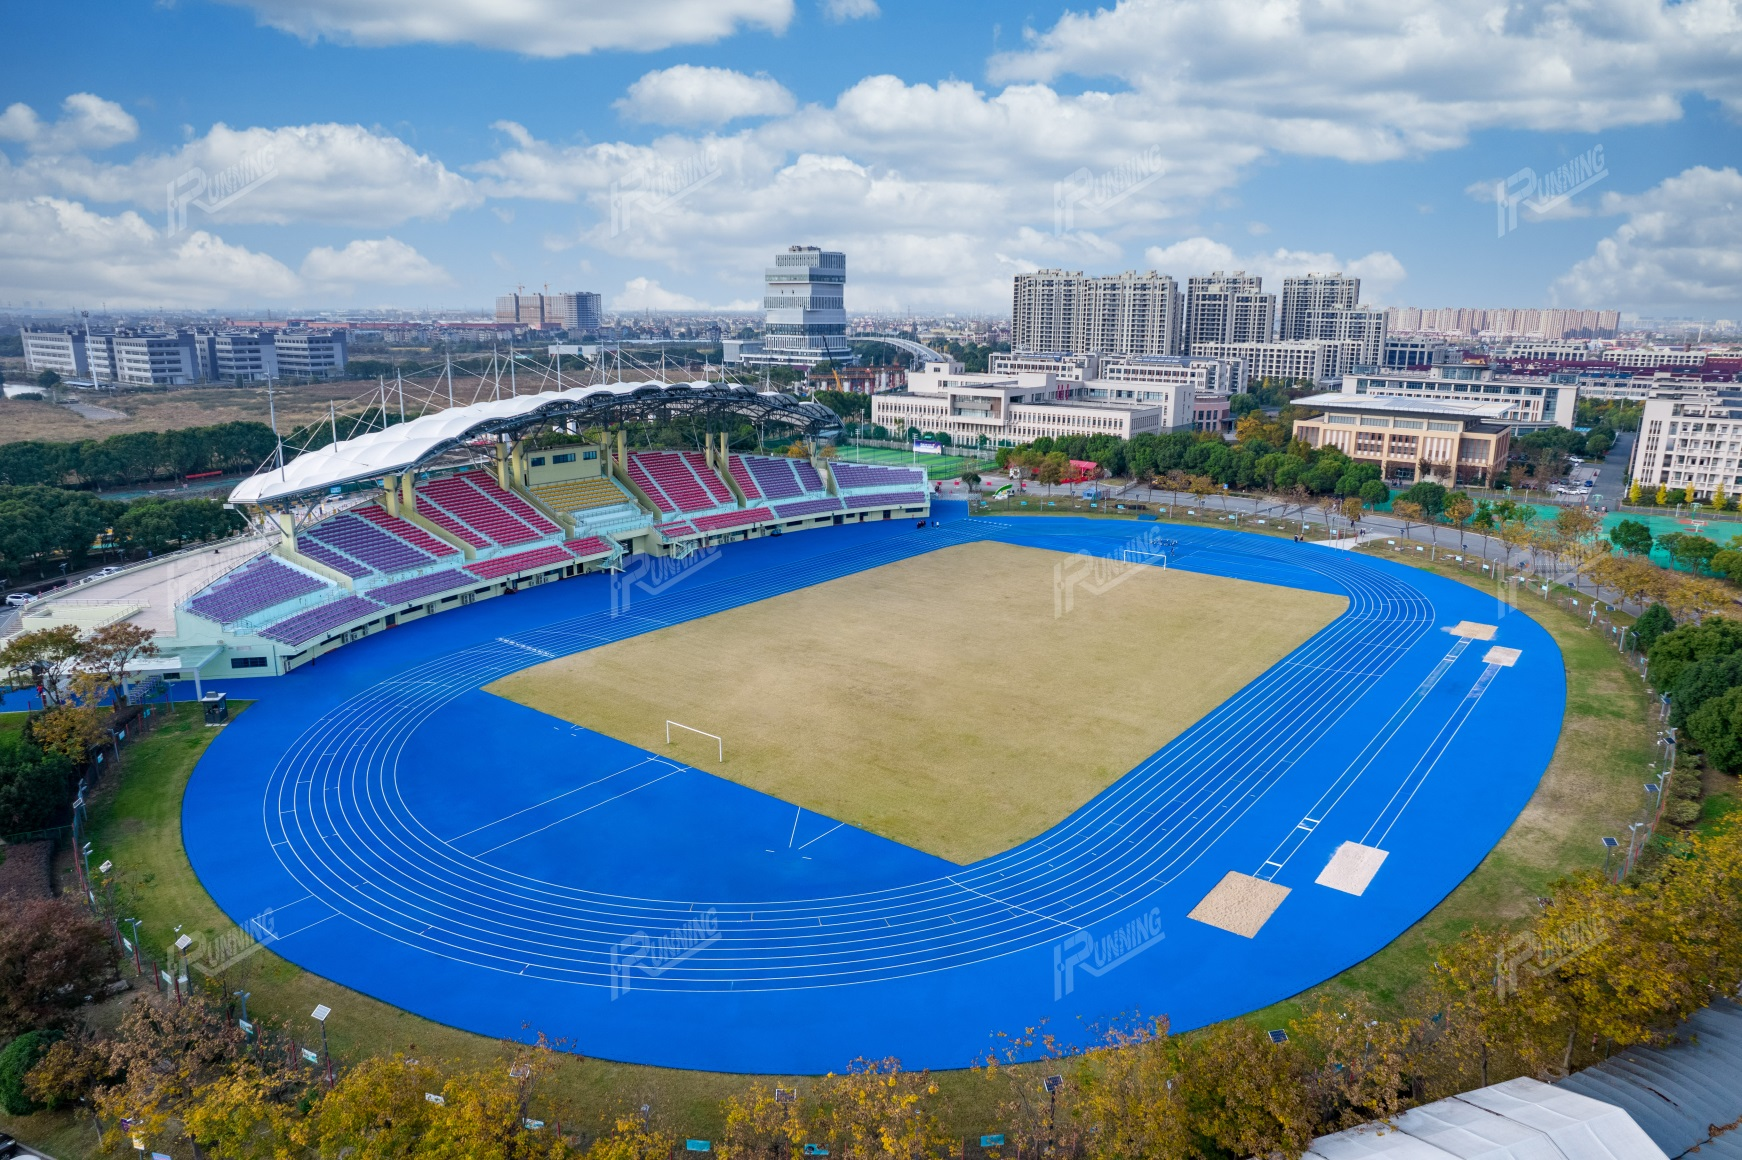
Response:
[229,380,836,506]
[1296,392,1516,420]
[1305,1078,1668,1160]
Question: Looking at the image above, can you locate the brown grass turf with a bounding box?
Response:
[488,540,1345,864]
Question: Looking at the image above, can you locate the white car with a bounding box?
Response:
[5,592,35,607]
[98,566,123,577]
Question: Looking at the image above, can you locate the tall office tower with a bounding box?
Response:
[1184,272,1275,347]
[1279,273,1360,340]
[751,245,854,367]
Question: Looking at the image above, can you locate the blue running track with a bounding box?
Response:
[181,504,1564,1073]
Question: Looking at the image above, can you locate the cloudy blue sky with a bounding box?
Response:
[2,0,1739,317]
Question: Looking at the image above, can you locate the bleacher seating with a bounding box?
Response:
[356,505,457,557]
[774,497,841,519]
[464,544,573,581]
[794,460,826,493]
[563,536,611,559]
[628,451,722,514]
[260,594,383,646]
[468,472,561,535]
[832,462,925,490]
[845,491,926,509]
[417,473,539,546]
[745,455,804,499]
[367,569,471,606]
[303,512,435,574]
[188,556,327,625]
[727,456,761,500]
[530,477,628,512]
[693,507,773,534]
[684,452,734,506]
[656,520,697,539]
[295,539,371,579]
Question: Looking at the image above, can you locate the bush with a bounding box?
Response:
[0,898,112,1038]
[0,1029,58,1114]
[1631,603,1676,652]
[7,392,44,402]
[0,733,74,834]
[1667,797,1704,826]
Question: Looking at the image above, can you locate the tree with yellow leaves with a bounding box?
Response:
[1656,483,1670,505]
[1175,1021,1315,1160]
[1067,1017,1189,1160]
[718,1081,804,1159]
[803,1058,948,1160]
[1444,492,1475,553]
[0,625,83,705]
[1290,996,1422,1132]
[1627,479,1642,505]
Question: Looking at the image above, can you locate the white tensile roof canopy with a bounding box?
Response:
[228,380,842,507]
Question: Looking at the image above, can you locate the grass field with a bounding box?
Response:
[488,540,1344,863]
[838,444,979,480]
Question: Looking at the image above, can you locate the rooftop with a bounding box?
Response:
[1296,392,1516,420]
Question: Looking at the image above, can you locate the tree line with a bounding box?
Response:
[0,421,279,490]
[0,485,245,584]
[3,816,1737,1159]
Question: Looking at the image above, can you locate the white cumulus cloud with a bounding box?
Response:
[1142,239,1408,303]
[822,0,879,21]
[0,94,138,154]
[615,66,796,126]
[3,115,481,229]
[222,0,795,56]
[301,237,453,290]
[0,196,299,307]
[1555,166,1742,310]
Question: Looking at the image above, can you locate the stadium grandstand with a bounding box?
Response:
[25,377,929,684]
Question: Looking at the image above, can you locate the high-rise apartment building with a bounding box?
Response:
[1183,272,1275,347]
[1279,274,1360,339]
[1011,270,1182,356]
[494,291,602,332]
[745,245,854,368]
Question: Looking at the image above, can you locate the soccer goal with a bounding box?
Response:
[1120,546,1170,569]
[666,720,724,763]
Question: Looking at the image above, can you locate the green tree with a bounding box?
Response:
[0,732,74,834]
[1609,519,1654,556]
[34,369,59,391]
[1397,480,1448,518]
[1631,603,1676,652]
[1686,685,1742,773]
[1358,479,1390,507]
[0,1030,60,1114]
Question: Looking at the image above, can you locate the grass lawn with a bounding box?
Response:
[0,528,1663,1156]
[1244,545,1657,1024]
[489,540,1343,863]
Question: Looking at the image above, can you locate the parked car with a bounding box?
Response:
[5,592,35,607]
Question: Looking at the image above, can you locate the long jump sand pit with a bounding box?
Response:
[488,541,1345,863]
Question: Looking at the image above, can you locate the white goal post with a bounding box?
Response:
[1120,547,1169,569]
[666,720,724,763]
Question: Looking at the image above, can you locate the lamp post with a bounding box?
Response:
[312,1004,332,1087]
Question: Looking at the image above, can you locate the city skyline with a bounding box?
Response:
[1,0,1739,316]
